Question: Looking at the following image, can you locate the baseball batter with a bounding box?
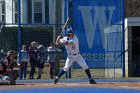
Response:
[53,29,96,84]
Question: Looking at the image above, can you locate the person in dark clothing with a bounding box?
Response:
[36,45,47,79]
[28,41,39,79]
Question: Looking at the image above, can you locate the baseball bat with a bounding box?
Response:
[60,18,70,36]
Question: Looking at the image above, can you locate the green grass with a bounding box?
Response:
[24,63,140,80]
[25,63,106,80]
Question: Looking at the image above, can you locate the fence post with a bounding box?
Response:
[17,0,21,63]
[53,0,62,75]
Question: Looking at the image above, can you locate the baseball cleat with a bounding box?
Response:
[89,78,97,84]
[53,78,59,84]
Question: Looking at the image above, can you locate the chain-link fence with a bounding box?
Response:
[0,0,5,59]
[0,0,125,81]
[0,0,70,80]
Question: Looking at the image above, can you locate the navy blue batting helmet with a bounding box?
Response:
[67,29,74,35]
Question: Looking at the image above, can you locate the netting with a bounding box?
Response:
[0,0,125,80]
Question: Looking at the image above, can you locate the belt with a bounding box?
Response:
[69,52,79,55]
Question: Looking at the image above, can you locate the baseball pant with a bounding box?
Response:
[49,62,55,77]
[29,59,37,78]
[63,54,89,71]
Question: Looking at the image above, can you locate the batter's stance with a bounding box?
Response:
[54,28,96,84]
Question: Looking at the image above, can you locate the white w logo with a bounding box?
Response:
[78,6,115,49]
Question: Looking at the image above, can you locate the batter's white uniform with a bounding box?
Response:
[60,35,89,71]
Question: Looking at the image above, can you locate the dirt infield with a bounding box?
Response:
[0,82,140,90]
